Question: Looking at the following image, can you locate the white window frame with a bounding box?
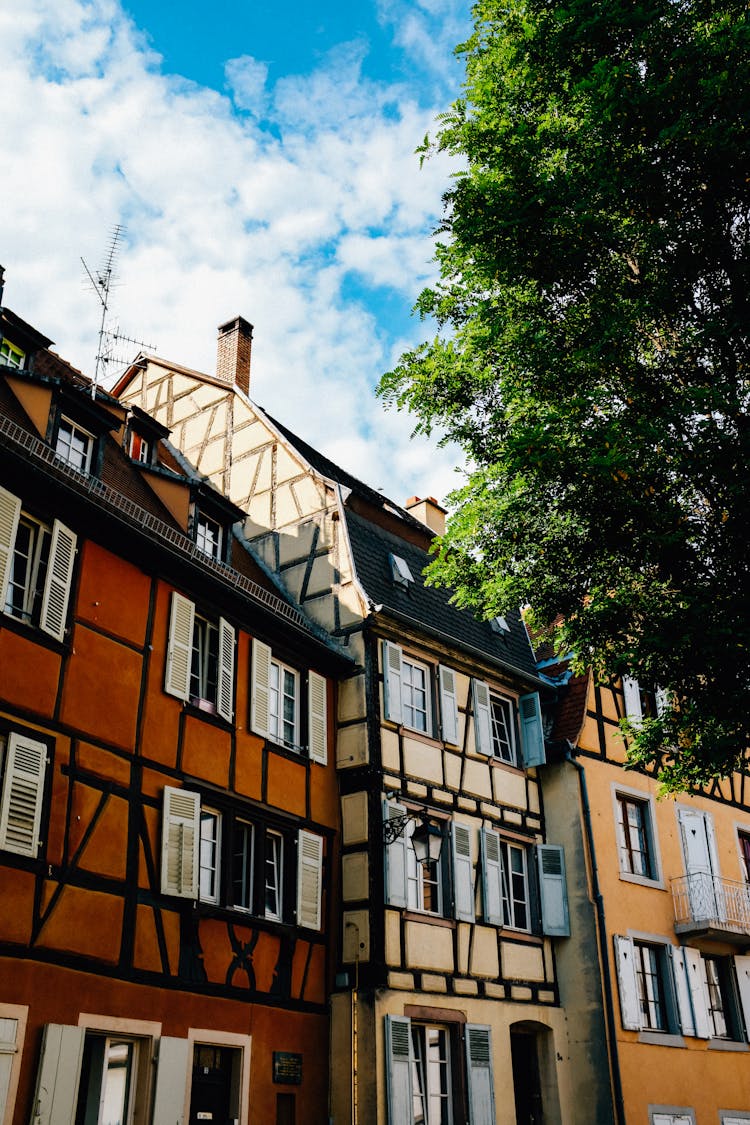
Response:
[56,416,94,474]
[4,512,51,626]
[489,691,517,764]
[269,658,300,750]
[264,829,284,921]
[410,1023,454,1125]
[401,654,432,735]
[0,489,76,642]
[0,1002,28,1125]
[195,511,223,561]
[405,819,444,916]
[0,339,25,369]
[611,783,663,886]
[500,840,530,932]
[128,431,151,464]
[198,808,221,905]
[231,818,255,913]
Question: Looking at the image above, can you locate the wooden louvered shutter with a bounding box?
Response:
[152,1037,190,1125]
[452,822,474,921]
[622,676,643,724]
[39,520,76,641]
[217,617,235,722]
[518,692,545,767]
[480,826,504,926]
[472,680,492,755]
[733,954,750,1041]
[536,844,570,936]
[165,593,194,701]
[308,671,328,765]
[0,733,47,857]
[384,1015,412,1124]
[382,641,403,724]
[384,800,408,908]
[297,829,324,930]
[0,1014,19,1122]
[0,487,21,611]
[465,1025,495,1125]
[669,946,696,1036]
[251,639,272,737]
[683,947,711,1038]
[30,1024,85,1125]
[613,935,641,1030]
[438,665,458,744]
[161,787,200,899]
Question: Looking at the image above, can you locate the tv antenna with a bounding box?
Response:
[81,225,155,397]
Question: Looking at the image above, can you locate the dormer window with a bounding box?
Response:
[196,512,223,561]
[389,552,414,589]
[129,431,151,465]
[490,615,511,635]
[56,416,94,474]
[0,340,25,369]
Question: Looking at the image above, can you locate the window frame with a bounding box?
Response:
[0,339,25,369]
[198,807,222,905]
[165,593,235,723]
[500,840,531,932]
[4,511,52,627]
[195,511,224,562]
[612,783,663,887]
[488,691,517,764]
[55,415,94,474]
[410,1022,455,1125]
[190,614,220,713]
[401,653,432,736]
[268,658,300,751]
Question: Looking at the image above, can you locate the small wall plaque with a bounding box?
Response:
[273,1051,303,1085]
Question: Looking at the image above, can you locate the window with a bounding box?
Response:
[161,787,324,930]
[489,692,516,763]
[164,593,235,722]
[75,1034,138,1125]
[0,488,77,641]
[249,640,328,763]
[702,955,743,1040]
[614,935,683,1035]
[382,641,433,736]
[0,731,47,858]
[738,831,750,882]
[269,659,299,749]
[501,841,529,931]
[195,511,223,561]
[385,1016,495,1125]
[405,819,444,915]
[615,792,657,881]
[384,802,474,922]
[55,416,94,474]
[634,942,669,1031]
[389,552,415,589]
[128,431,151,464]
[0,339,25,369]
[473,680,545,766]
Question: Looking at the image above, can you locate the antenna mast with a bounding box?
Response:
[82,226,154,397]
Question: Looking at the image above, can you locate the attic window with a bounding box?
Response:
[129,431,151,464]
[0,340,25,369]
[56,416,94,474]
[389,553,414,589]
[196,511,223,561]
[490,616,511,635]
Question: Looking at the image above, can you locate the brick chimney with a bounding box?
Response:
[405,495,447,536]
[216,316,253,395]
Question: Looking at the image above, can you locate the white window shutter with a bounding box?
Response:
[613,935,641,1030]
[165,593,194,702]
[308,671,328,765]
[152,1037,190,1125]
[438,665,459,744]
[30,1024,85,1125]
[480,826,504,926]
[384,1015,413,1125]
[383,641,403,724]
[0,733,47,857]
[217,617,235,722]
[655,687,670,717]
[0,1016,19,1121]
[734,955,750,1042]
[622,676,643,724]
[472,680,492,755]
[384,800,408,908]
[452,822,475,921]
[161,787,200,899]
[465,1024,495,1125]
[0,487,21,611]
[297,829,324,931]
[39,520,76,641]
[250,638,272,737]
[669,947,696,1036]
[536,844,570,936]
[683,947,711,1038]
[519,692,546,767]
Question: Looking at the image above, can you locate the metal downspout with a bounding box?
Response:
[565,747,627,1125]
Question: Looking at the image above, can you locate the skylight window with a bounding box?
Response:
[389,553,414,589]
[490,615,511,635]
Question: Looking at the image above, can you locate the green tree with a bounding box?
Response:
[380,0,750,790]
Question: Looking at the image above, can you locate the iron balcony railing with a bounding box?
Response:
[671,872,750,939]
[0,412,307,630]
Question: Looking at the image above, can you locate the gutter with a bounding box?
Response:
[565,745,626,1125]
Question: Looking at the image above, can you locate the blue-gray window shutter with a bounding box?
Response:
[30,1024,85,1125]
[465,1024,495,1125]
[385,1014,413,1124]
[383,641,403,724]
[536,844,570,936]
[480,825,504,926]
[518,692,545,767]
[384,800,408,908]
[152,1037,190,1125]
[439,665,459,744]
[452,822,475,921]
[613,935,641,1030]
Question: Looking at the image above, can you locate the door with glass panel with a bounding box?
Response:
[75,1036,137,1125]
[411,1024,452,1125]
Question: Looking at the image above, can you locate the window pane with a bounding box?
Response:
[5,515,50,625]
[56,418,93,473]
[265,831,283,919]
[634,943,666,1030]
[269,661,298,749]
[191,618,219,705]
[402,660,429,733]
[232,820,254,910]
[490,694,515,762]
[411,1026,452,1125]
[199,811,220,901]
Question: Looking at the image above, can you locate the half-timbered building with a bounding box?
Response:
[114,321,576,1124]
[0,295,351,1125]
[541,661,750,1125]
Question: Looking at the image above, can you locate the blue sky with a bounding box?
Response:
[0,0,471,501]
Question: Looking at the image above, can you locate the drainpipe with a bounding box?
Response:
[565,746,627,1125]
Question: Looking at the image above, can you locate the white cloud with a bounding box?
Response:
[0,0,465,506]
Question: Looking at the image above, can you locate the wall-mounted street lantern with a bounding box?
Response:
[383,806,444,866]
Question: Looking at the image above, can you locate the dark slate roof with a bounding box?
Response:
[345,507,539,681]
